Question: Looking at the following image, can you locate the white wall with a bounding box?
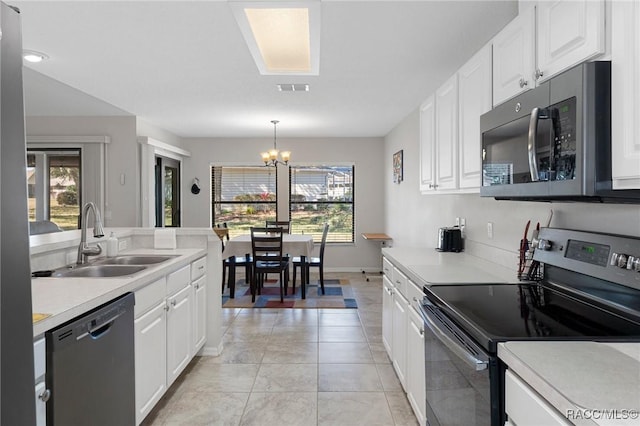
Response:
[26,116,140,227]
[384,110,640,271]
[181,137,386,271]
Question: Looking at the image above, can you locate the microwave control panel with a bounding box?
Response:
[550,97,577,181]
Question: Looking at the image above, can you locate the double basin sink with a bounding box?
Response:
[53,255,178,278]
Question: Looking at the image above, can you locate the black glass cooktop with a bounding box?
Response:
[425,282,640,353]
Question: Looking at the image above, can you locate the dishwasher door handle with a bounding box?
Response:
[77,311,125,341]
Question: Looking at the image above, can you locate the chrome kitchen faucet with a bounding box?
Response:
[76,202,105,264]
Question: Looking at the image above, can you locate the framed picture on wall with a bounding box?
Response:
[393,150,403,183]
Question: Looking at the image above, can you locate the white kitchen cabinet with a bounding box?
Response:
[166,283,192,386]
[34,338,47,426]
[134,301,167,425]
[611,0,640,190]
[191,256,207,353]
[407,306,426,426]
[536,0,605,83]
[458,43,492,190]
[492,6,536,105]
[382,274,395,355]
[192,275,207,352]
[434,74,459,191]
[419,95,436,192]
[505,369,571,426]
[392,289,409,389]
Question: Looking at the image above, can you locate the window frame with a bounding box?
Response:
[289,163,355,244]
[211,165,279,235]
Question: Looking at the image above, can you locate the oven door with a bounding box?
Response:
[420,299,500,426]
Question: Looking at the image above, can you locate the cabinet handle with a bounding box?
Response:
[412,297,418,302]
[164,304,170,311]
[519,78,528,88]
[534,69,544,80]
[198,266,204,270]
[194,283,199,289]
[39,388,51,402]
[419,328,424,336]
[170,299,177,307]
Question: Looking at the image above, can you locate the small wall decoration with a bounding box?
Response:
[393,150,403,183]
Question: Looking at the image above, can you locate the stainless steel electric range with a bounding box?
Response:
[420,228,640,426]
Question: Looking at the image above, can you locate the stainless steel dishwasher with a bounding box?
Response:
[46,292,135,426]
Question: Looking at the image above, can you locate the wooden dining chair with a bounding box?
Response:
[215,223,251,298]
[265,220,291,233]
[250,227,290,303]
[292,223,329,295]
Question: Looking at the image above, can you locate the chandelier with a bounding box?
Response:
[260,120,291,166]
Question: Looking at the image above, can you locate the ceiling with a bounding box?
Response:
[16,1,518,139]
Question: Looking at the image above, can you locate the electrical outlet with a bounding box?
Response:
[460,218,466,227]
[455,217,461,227]
[487,222,494,239]
[118,239,128,251]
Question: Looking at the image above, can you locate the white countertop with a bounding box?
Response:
[31,247,207,337]
[499,341,640,426]
[381,246,516,287]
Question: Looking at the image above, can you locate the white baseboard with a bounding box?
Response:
[199,341,224,357]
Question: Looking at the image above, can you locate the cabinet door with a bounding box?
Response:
[135,301,167,425]
[419,95,436,192]
[392,291,408,390]
[458,43,492,190]
[492,6,535,105]
[166,284,192,386]
[611,0,640,189]
[435,75,459,191]
[407,308,426,426]
[382,276,394,356]
[35,382,47,426]
[505,370,571,425]
[192,275,207,352]
[536,0,605,82]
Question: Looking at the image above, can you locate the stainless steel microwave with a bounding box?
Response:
[480,61,639,202]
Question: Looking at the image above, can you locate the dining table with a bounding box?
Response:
[222,233,315,299]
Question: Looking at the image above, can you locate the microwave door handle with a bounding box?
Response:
[528,107,541,182]
[421,305,489,371]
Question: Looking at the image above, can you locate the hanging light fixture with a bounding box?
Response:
[260,120,291,166]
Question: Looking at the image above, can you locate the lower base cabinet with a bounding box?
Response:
[134,257,206,425]
[406,307,426,426]
[135,301,167,424]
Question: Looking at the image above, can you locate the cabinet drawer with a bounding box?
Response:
[167,265,190,295]
[393,267,408,298]
[191,256,207,281]
[406,279,423,314]
[505,369,570,426]
[382,257,393,280]
[135,277,166,318]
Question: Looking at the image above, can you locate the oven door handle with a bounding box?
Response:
[420,304,489,371]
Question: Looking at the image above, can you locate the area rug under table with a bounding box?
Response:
[222,279,357,309]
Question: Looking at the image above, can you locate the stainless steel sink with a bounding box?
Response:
[95,255,177,265]
[53,265,147,278]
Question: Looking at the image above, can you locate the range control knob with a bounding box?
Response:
[627,256,640,272]
[537,239,552,251]
[611,253,629,269]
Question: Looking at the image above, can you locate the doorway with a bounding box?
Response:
[155,156,181,227]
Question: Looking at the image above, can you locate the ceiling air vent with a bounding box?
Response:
[277,84,310,92]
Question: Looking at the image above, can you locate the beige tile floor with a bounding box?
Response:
[142,272,419,426]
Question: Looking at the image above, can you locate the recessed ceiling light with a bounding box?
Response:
[230,1,320,76]
[23,50,49,63]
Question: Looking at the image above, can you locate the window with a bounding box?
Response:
[211,166,277,238]
[27,148,81,230]
[290,165,354,243]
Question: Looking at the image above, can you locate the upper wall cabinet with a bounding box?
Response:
[434,74,459,192]
[458,44,493,190]
[537,0,605,83]
[419,95,436,192]
[493,6,536,106]
[493,1,605,107]
[611,0,640,189]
